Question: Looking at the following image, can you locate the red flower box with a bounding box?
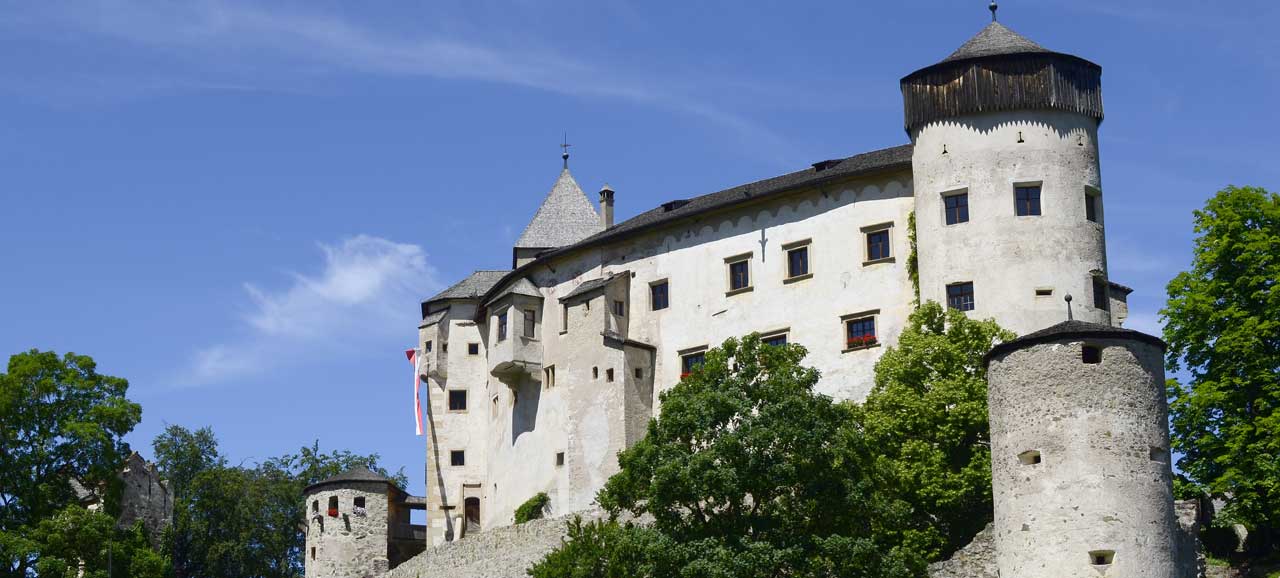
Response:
[328,508,339,517]
[846,335,877,348]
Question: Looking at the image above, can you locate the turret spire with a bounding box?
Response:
[560,133,572,169]
[989,1,998,22]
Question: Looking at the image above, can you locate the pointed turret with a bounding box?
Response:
[512,161,603,267]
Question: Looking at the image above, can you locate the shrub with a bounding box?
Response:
[514,492,550,524]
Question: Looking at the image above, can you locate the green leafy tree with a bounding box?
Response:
[855,301,1013,560]
[544,335,922,578]
[1163,185,1280,546]
[22,505,168,578]
[0,350,143,576]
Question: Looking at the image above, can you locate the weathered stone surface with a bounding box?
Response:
[928,524,998,578]
[387,510,607,578]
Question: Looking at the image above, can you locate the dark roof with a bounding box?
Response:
[419,308,448,329]
[304,466,398,494]
[425,270,511,304]
[985,320,1166,364]
[478,144,913,307]
[515,168,602,249]
[942,22,1049,63]
[560,272,628,302]
[1107,280,1134,294]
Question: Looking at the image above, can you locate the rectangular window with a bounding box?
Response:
[763,333,788,347]
[680,351,706,378]
[424,340,433,353]
[947,282,975,311]
[448,390,467,411]
[650,281,669,311]
[467,343,479,355]
[845,317,877,349]
[1015,185,1042,216]
[497,311,508,341]
[450,450,465,467]
[561,304,569,333]
[944,192,969,225]
[523,309,536,338]
[634,368,643,379]
[612,300,625,317]
[866,230,891,261]
[606,368,614,382]
[592,366,599,379]
[1093,277,1109,311]
[556,452,565,466]
[543,365,556,388]
[728,259,750,291]
[786,246,809,279]
[1085,192,1099,223]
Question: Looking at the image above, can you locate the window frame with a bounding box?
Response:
[1084,185,1102,224]
[450,450,466,467]
[942,189,970,225]
[467,342,479,356]
[678,346,708,379]
[782,239,812,282]
[496,309,508,341]
[560,304,569,334]
[447,389,468,412]
[724,252,753,295]
[522,309,537,339]
[612,299,625,317]
[861,222,895,266]
[650,279,670,311]
[543,365,556,388]
[841,310,879,352]
[1092,276,1110,311]
[761,330,790,348]
[1014,183,1043,217]
[946,281,976,312]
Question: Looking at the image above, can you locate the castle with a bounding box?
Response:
[304,10,1195,578]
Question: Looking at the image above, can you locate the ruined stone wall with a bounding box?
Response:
[117,454,172,548]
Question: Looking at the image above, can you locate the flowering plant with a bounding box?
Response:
[846,334,877,348]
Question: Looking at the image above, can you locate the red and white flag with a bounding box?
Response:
[405,348,424,436]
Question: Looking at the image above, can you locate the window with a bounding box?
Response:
[442,343,448,353]
[947,282,975,311]
[312,500,318,513]
[561,304,569,333]
[727,258,751,292]
[845,317,876,349]
[762,333,788,347]
[866,229,891,261]
[450,450,465,467]
[606,368,614,382]
[1085,191,1100,223]
[785,244,809,279]
[497,311,508,341]
[1015,185,1042,216]
[592,366,599,379]
[491,395,499,417]
[556,452,565,466]
[1090,551,1115,566]
[1035,288,1053,297]
[612,300,625,317]
[650,281,669,310]
[353,496,365,509]
[680,351,706,378]
[634,368,643,379]
[448,389,468,411]
[523,309,536,338]
[1018,450,1042,465]
[944,192,969,225]
[424,340,433,353]
[467,343,479,355]
[1092,277,1109,311]
[311,547,316,560]
[543,365,556,388]
[328,496,339,517]
[1082,345,1101,364]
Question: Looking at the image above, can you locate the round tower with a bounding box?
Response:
[903,17,1110,334]
[303,466,393,578]
[985,320,1178,577]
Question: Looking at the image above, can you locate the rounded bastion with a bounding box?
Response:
[303,467,393,578]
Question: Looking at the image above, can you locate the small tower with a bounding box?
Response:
[984,320,1180,577]
[903,17,1111,334]
[303,466,424,578]
[511,151,604,268]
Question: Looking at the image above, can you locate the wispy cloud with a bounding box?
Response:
[178,235,439,387]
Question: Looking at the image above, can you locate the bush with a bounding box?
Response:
[514,492,550,524]
[527,517,657,578]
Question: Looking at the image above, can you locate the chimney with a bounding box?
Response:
[599,184,615,228]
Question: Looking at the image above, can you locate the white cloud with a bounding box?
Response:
[178,235,439,387]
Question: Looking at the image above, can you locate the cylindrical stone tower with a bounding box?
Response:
[903,20,1111,334]
[303,467,393,578]
[985,320,1179,577]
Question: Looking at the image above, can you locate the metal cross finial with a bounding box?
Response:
[989,1,998,21]
[1064,293,1074,321]
[561,133,572,169]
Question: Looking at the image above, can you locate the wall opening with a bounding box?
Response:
[327,496,338,517]
[1149,446,1169,463]
[1018,450,1042,465]
[311,547,316,560]
[312,499,318,514]
[1089,550,1115,566]
[450,450,466,466]
[1082,345,1102,364]
[354,496,365,509]
[606,368,614,382]
[634,368,643,379]
[464,497,481,534]
[593,367,599,379]
[1035,288,1053,297]
[556,452,565,466]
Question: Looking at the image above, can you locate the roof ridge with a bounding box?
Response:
[514,168,603,249]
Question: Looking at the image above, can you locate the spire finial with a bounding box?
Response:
[560,133,572,169]
[989,1,998,21]
[1064,293,1074,321]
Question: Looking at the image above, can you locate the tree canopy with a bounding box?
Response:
[1163,185,1280,546]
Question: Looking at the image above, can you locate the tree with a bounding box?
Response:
[21,505,168,578]
[1163,185,1280,547]
[854,302,1013,560]
[0,350,142,577]
[546,335,923,578]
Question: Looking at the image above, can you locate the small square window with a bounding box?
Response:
[555,452,565,466]
[523,309,536,338]
[467,343,479,355]
[424,340,433,353]
[786,246,809,278]
[612,300,625,317]
[497,311,508,341]
[634,368,643,379]
[763,333,788,347]
[947,282,975,311]
[1082,345,1101,364]
[1015,185,1042,216]
[728,259,750,291]
[1092,277,1109,311]
[354,496,365,509]
[448,390,468,411]
[680,351,706,378]
[606,368,614,382]
[944,192,969,225]
[866,230,891,262]
[450,450,465,467]
[650,281,669,311]
[845,317,876,349]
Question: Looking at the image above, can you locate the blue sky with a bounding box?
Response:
[2,0,1277,497]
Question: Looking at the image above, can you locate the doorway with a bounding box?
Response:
[464,497,480,534]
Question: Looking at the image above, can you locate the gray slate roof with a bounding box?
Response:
[560,271,628,302]
[304,465,397,494]
[419,308,448,328]
[515,169,603,249]
[486,277,542,305]
[942,22,1050,63]
[985,320,1166,363]
[426,270,511,303]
